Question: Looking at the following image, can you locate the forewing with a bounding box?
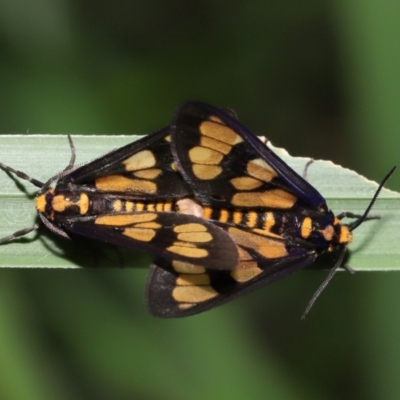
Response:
[59,128,190,199]
[63,212,238,270]
[171,101,326,210]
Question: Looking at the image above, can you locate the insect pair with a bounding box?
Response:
[0,102,394,317]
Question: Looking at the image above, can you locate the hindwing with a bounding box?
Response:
[146,241,318,317]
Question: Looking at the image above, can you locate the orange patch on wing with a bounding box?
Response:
[230,176,263,190]
[230,261,262,283]
[228,227,287,258]
[123,227,156,242]
[200,119,243,145]
[122,150,156,171]
[247,158,277,182]
[96,175,156,193]
[232,189,296,209]
[96,213,156,226]
[192,164,222,180]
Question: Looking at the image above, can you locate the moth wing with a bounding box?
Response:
[145,250,318,318]
[63,211,239,270]
[59,128,190,199]
[171,101,326,210]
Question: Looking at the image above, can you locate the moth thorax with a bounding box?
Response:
[36,189,89,218]
[319,222,353,245]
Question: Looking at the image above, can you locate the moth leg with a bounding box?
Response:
[0,224,40,244]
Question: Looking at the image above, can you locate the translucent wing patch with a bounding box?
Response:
[171,101,326,210]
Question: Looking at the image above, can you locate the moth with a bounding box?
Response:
[0,102,393,318]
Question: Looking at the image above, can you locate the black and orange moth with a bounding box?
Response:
[0,102,394,318]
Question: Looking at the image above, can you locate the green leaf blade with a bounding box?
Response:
[0,135,399,270]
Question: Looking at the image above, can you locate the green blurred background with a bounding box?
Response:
[1,1,400,399]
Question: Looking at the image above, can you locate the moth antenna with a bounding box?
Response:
[349,166,396,232]
[302,166,395,319]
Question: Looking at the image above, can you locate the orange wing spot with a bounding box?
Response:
[230,176,263,190]
[96,213,156,226]
[230,261,262,283]
[301,217,312,239]
[177,231,213,243]
[36,194,47,213]
[123,227,156,242]
[122,150,156,171]
[156,202,164,212]
[200,119,243,145]
[189,146,223,165]
[167,244,208,258]
[174,223,207,233]
[133,168,162,179]
[176,273,211,286]
[172,260,206,274]
[178,303,195,310]
[228,227,288,258]
[192,164,222,180]
[172,285,218,303]
[96,175,156,193]
[237,246,253,261]
[247,158,277,182]
[200,136,232,155]
[232,189,296,209]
